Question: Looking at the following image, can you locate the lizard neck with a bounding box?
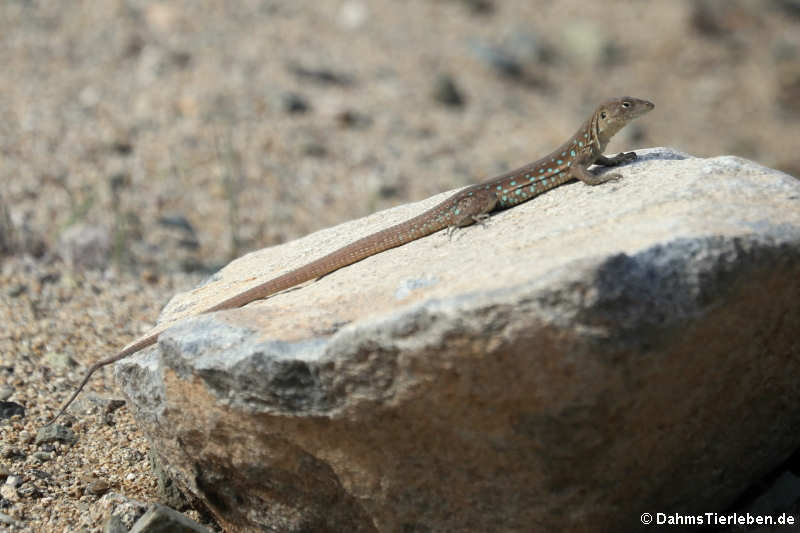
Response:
[591,109,634,155]
[589,111,606,155]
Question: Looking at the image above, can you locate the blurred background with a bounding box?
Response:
[2,2,800,529]
[2,0,799,274]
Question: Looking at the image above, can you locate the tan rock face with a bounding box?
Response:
[116,149,800,532]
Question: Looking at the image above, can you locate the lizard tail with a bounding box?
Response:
[44,333,159,426]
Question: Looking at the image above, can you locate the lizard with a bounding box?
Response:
[46,96,654,425]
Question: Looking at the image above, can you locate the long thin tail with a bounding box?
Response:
[44,333,160,425]
[45,197,457,425]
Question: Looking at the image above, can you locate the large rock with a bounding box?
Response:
[115,148,800,532]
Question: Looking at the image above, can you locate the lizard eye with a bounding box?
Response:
[622,101,631,108]
[600,111,607,119]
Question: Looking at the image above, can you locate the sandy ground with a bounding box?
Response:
[1,1,799,531]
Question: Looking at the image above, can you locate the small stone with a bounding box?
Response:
[28,469,50,481]
[772,0,800,17]
[0,194,17,256]
[104,514,128,533]
[38,271,60,285]
[111,139,133,155]
[17,431,32,445]
[0,485,17,502]
[302,142,327,158]
[125,450,145,466]
[157,214,196,235]
[32,451,52,463]
[141,269,160,284]
[338,1,368,29]
[468,40,523,79]
[4,476,20,488]
[0,511,20,526]
[44,351,76,369]
[287,63,354,86]
[57,223,111,271]
[281,92,310,114]
[93,492,149,531]
[561,21,617,66]
[1,447,22,459]
[335,109,372,129]
[461,0,494,14]
[17,483,40,498]
[104,399,126,415]
[0,386,12,401]
[777,64,800,116]
[170,50,191,69]
[35,424,77,445]
[432,74,465,108]
[0,465,10,480]
[690,0,760,37]
[129,504,212,533]
[0,402,24,420]
[6,284,26,298]
[87,479,111,496]
[176,95,199,118]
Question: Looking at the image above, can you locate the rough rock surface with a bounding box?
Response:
[116,148,800,532]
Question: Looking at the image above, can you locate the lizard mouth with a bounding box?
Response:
[633,98,655,116]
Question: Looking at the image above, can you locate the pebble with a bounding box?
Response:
[301,140,327,158]
[104,514,128,533]
[57,223,111,271]
[560,21,616,66]
[0,485,18,502]
[468,40,524,79]
[156,214,197,237]
[281,92,310,114]
[287,63,354,86]
[433,74,465,108]
[32,451,52,463]
[336,109,372,129]
[338,1,368,29]
[87,479,111,496]
[2,447,22,459]
[772,0,800,17]
[0,386,13,401]
[0,401,24,420]
[462,0,494,14]
[6,284,27,298]
[0,511,20,525]
[18,483,41,498]
[17,430,32,444]
[35,424,77,445]
[777,64,800,116]
[44,351,77,369]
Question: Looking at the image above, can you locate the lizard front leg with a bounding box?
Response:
[572,164,623,185]
[595,151,637,166]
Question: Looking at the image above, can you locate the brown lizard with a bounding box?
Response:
[46,96,654,424]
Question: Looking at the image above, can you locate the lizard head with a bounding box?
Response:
[595,97,654,142]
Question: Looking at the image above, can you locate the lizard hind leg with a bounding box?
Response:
[447,188,498,239]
